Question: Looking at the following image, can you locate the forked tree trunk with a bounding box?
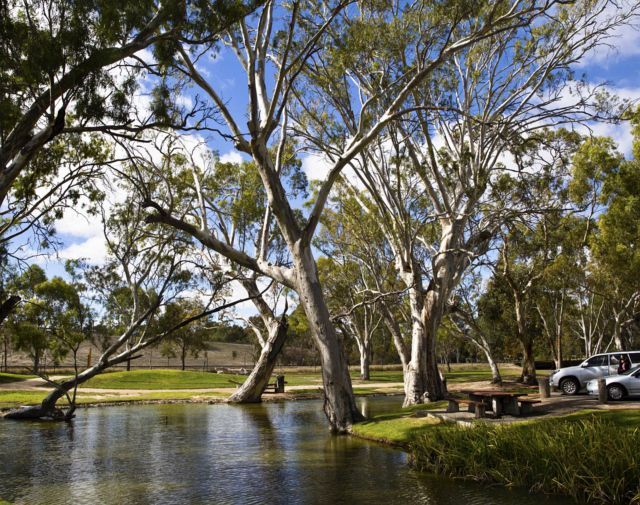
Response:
[422,290,446,400]
[228,317,288,403]
[294,246,363,432]
[403,288,445,405]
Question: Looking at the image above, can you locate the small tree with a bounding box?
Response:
[159,300,211,371]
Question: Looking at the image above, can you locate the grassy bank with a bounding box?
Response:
[410,410,640,505]
[350,402,447,445]
[0,372,35,384]
[80,369,243,389]
[0,389,228,409]
[351,402,640,505]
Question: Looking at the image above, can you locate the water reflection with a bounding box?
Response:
[0,398,575,505]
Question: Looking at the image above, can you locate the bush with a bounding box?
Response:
[411,415,640,505]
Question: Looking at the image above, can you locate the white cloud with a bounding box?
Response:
[575,6,640,68]
[58,235,108,265]
[219,151,243,164]
[301,153,332,182]
[55,209,102,239]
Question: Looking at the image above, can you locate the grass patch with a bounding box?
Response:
[443,368,520,383]
[351,401,447,445]
[411,410,640,505]
[0,372,35,384]
[80,369,242,389]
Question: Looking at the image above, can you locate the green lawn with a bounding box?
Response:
[350,401,448,445]
[80,369,246,389]
[0,372,35,384]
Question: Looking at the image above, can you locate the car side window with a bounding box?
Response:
[586,355,607,367]
[629,352,640,364]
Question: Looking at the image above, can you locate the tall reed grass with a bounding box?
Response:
[411,415,640,504]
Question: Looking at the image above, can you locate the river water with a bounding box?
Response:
[0,397,574,505]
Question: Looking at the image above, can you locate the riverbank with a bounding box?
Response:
[350,400,640,505]
[4,368,640,504]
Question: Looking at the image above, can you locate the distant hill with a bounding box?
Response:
[2,340,256,373]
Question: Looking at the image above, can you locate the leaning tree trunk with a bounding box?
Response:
[4,359,109,420]
[480,343,502,384]
[294,246,363,432]
[228,317,288,403]
[381,304,409,374]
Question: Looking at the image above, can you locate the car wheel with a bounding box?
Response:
[560,378,579,395]
[607,384,625,401]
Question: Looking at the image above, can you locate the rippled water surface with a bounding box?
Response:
[0,398,574,505]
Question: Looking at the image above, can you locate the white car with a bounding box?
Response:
[548,351,640,395]
[586,365,640,400]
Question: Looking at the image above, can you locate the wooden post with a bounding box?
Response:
[538,377,550,399]
[597,378,607,404]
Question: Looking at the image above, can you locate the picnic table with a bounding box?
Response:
[454,390,537,418]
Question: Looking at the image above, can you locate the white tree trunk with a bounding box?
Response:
[294,245,362,431]
[228,318,288,403]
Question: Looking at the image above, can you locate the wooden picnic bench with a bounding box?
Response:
[263,375,286,394]
[517,397,541,415]
[446,397,487,418]
[459,390,529,418]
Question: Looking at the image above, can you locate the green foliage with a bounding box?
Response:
[411,413,640,505]
[158,299,211,368]
[7,266,91,372]
[208,323,252,344]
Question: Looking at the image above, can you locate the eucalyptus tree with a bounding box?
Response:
[316,192,401,380]
[3,197,254,421]
[123,136,294,402]
[0,0,262,204]
[139,0,577,430]
[0,1,260,331]
[6,265,51,373]
[299,1,637,401]
[448,273,504,384]
[317,257,384,381]
[158,299,211,370]
[586,128,640,350]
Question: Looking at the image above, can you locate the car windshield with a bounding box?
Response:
[621,364,640,376]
